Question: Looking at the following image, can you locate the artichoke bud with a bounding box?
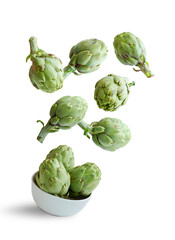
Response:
[69,39,108,74]
[69,162,101,197]
[37,96,88,143]
[50,96,88,129]
[47,145,75,172]
[27,36,64,93]
[94,74,134,112]
[113,32,154,78]
[91,117,131,151]
[36,158,70,196]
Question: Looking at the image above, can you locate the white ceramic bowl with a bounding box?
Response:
[31,172,91,217]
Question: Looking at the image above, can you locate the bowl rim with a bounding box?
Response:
[32,172,91,202]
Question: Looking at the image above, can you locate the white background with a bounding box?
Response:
[1,0,175,239]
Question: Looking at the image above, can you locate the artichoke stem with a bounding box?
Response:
[128,81,135,87]
[37,121,53,143]
[63,65,76,80]
[29,36,38,54]
[78,121,91,138]
[137,63,154,78]
[63,55,78,80]
[78,120,88,130]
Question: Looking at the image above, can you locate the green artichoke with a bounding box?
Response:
[26,37,64,93]
[37,96,88,143]
[94,74,135,111]
[64,39,108,79]
[113,32,154,78]
[69,162,101,197]
[46,145,75,172]
[36,158,70,196]
[78,117,131,151]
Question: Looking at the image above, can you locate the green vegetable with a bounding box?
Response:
[37,96,88,143]
[26,37,64,93]
[69,162,101,197]
[94,74,135,111]
[46,145,75,172]
[64,39,108,79]
[36,158,70,196]
[113,32,154,78]
[78,117,131,151]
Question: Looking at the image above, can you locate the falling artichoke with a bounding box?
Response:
[46,145,75,172]
[36,158,70,196]
[69,162,101,197]
[37,96,88,143]
[113,32,154,78]
[64,39,108,79]
[26,37,64,93]
[78,117,131,151]
[94,74,135,111]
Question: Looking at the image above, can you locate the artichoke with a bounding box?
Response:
[26,37,64,93]
[64,39,108,79]
[36,158,70,196]
[46,145,75,172]
[78,117,131,151]
[37,96,88,143]
[113,32,154,78]
[69,162,101,197]
[94,74,135,111]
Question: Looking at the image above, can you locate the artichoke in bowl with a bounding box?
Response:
[69,162,101,198]
[26,37,64,93]
[94,74,135,111]
[36,158,70,196]
[78,117,131,151]
[113,32,154,78]
[46,145,75,172]
[64,38,108,79]
[37,96,88,143]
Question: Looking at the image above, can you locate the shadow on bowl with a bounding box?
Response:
[31,172,91,217]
